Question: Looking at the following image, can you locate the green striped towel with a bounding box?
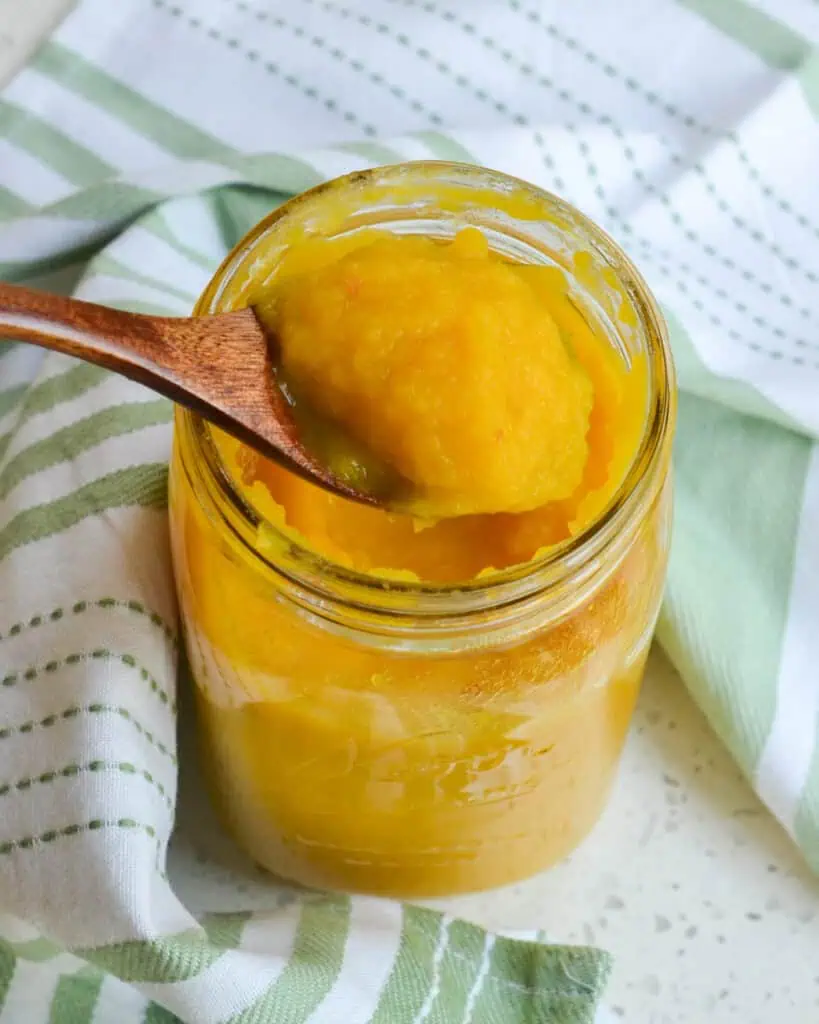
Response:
[2,0,819,1020]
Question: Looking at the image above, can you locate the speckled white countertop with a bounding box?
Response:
[426,649,819,1023]
[0,0,76,89]
[170,647,819,1024]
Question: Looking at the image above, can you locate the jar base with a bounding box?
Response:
[213,776,616,901]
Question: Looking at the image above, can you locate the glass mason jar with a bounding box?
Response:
[169,162,676,898]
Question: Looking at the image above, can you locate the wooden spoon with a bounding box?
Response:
[0,281,376,504]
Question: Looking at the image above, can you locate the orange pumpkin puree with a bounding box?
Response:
[171,225,661,897]
[224,227,646,581]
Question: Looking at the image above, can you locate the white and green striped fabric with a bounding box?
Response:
[1,0,819,1020]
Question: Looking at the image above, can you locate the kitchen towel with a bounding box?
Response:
[1,0,819,1020]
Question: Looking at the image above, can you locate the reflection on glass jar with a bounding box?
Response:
[169,162,676,898]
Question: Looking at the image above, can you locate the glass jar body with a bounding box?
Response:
[169,161,676,897]
[170,451,671,897]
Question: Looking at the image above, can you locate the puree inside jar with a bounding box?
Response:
[216,227,646,582]
[175,215,666,897]
[257,227,593,518]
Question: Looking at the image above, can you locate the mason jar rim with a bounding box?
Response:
[175,160,675,639]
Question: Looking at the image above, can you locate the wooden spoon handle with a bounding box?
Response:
[0,282,374,503]
[0,281,326,482]
[0,281,202,385]
[0,280,151,353]
[0,277,277,445]
[0,279,270,406]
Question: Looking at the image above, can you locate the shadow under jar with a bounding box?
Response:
[169,162,676,899]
